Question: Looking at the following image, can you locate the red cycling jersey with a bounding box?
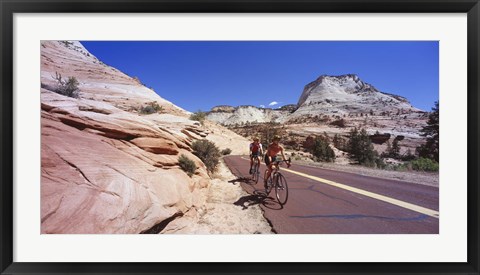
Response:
[250,143,263,153]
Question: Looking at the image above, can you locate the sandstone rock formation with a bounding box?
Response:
[205,74,429,155]
[370,133,392,145]
[207,74,424,127]
[206,105,291,126]
[41,41,249,233]
[293,74,419,118]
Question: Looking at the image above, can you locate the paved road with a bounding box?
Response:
[224,155,439,234]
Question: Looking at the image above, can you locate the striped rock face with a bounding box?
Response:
[41,41,249,233]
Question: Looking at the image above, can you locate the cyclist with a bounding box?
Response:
[249,137,263,174]
[264,135,290,189]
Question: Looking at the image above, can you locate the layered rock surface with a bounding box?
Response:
[41,41,249,233]
[207,74,423,127]
[207,105,291,126]
[292,74,421,118]
[206,74,429,155]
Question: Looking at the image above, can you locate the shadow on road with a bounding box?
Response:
[233,194,264,210]
[228,177,255,186]
[234,191,283,210]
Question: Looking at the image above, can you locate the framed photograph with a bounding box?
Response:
[1,0,479,274]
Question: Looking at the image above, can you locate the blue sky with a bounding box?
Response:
[81,41,438,112]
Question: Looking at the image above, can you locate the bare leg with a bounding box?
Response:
[264,164,273,186]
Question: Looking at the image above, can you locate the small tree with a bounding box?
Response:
[416,101,439,162]
[333,134,348,152]
[257,122,286,144]
[390,139,401,159]
[347,128,376,166]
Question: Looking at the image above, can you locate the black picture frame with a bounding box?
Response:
[1,0,479,274]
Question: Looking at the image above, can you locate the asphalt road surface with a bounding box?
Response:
[224,155,439,234]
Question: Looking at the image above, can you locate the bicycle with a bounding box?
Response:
[263,158,290,206]
[251,156,261,184]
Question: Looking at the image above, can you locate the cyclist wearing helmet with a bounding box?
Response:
[249,137,263,174]
[264,135,290,189]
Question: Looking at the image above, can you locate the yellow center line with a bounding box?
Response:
[239,156,439,219]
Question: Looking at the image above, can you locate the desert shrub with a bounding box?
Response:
[178,154,197,177]
[333,134,348,151]
[283,139,299,150]
[192,139,221,174]
[382,139,402,159]
[221,148,232,155]
[139,101,164,114]
[391,164,410,172]
[309,136,335,162]
[190,111,207,125]
[374,156,387,169]
[409,157,439,172]
[52,72,80,98]
[255,122,286,143]
[60,41,73,47]
[133,76,144,85]
[400,149,416,161]
[390,139,401,158]
[303,136,315,151]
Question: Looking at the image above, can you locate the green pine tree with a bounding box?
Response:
[416,101,439,162]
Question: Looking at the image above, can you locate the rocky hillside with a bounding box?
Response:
[41,41,249,234]
[206,74,429,156]
[291,74,421,119]
[207,74,423,126]
[206,105,293,126]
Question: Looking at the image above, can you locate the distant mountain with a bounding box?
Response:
[206,74,424,126]
[291,74,421,119]
[206,105,293,126]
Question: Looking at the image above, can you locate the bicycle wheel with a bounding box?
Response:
[253,161,260,184]
[252,160,258,183]
[264,170,273,194]
[275,173,289,205]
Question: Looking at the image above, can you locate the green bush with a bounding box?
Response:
[374,156,387,169]
[410,157,439,172]
[178,154,197,177]
[52,72,80,98]
[190,111,207,124]
[347,128,377,166]
[139,101,164,114]
[310,136,335,162]
[400,149,416,161]
[392,163,410,172]
[221,148,232,155]
[192,139,221,174]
